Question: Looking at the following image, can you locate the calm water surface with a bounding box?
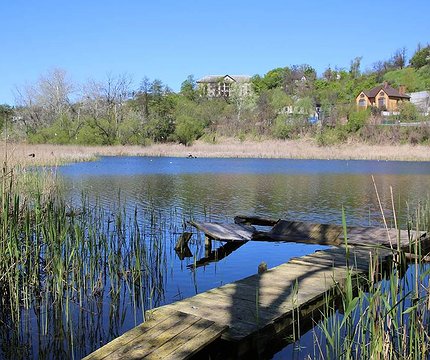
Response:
[34,157,430,358]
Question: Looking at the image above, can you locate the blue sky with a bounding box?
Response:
[1,0,429,104]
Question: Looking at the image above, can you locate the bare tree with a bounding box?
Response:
[14,68,75,134]
[81,73,133,144]
[391,47,407,69]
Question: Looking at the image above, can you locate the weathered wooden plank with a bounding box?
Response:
[100,312,201,360]
[161,291,279,326]
[189,221,255,241]
[145,317,227,360]
[339,227,425,250]
[252,220,343,245]
[83,310,187,360]
[191,219,427,253]
[160,321,227,360]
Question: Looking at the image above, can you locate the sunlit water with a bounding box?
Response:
[16,157,430,359]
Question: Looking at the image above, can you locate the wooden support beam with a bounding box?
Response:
[205,236,212,257]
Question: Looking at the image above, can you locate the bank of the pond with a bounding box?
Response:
[2,138,430,166]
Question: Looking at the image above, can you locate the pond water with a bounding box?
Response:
[15,157,430,358]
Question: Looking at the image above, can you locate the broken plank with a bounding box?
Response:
[234,215,279,227]
[189,220,255,241]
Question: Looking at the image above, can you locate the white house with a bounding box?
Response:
[196,75,252,98]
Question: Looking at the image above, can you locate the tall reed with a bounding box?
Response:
[0,163,167,359]
[316,197,430,359]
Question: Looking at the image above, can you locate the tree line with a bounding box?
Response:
[1,44,430,146]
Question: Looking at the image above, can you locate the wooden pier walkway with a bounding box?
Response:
[84,218,429,359]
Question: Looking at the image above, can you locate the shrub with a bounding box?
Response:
[272,115,292,139]
[173,115,204,146]
[316,127,347,146]
[398,102,419,123]
[75,123,106,145]
[346,109,370,133]
[27,116,74,144]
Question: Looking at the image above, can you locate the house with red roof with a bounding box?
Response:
[356,82,410,112]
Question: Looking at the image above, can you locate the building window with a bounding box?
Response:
[378,97,386,108]
[358,99,366,107]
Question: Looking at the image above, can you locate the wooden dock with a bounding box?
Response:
[84,218,429,359]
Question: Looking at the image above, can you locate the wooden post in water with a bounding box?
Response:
[205,236,212,257]
[175,232,192,251]
[175,232,193,260]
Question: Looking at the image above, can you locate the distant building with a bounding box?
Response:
[196,75,252,98]
[356,82,410,112]
[408,91,430,115]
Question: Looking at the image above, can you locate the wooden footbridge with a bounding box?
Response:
[84,216,429,359]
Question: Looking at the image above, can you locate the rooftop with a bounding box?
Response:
[197,75,251,83]
[364,83,410,99]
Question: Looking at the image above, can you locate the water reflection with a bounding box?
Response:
[63,171,430,227]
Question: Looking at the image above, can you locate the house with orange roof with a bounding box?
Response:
[356,82,410,112]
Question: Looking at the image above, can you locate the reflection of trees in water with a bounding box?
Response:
[0,202,167,359]
[71,172,430,226]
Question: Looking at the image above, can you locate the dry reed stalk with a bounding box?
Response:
[1,139,430,166]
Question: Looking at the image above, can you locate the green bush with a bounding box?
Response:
[27,116,74,144]
[316,127,347,146]
[118,116,145,145]
[75,123,106,145]
[272,115,293,139]
[398,101,419,123]
[144,116,174,142]
[174,115,204,146]
[346,109,370,133]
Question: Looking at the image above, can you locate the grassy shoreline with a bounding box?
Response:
[2,138,430,166]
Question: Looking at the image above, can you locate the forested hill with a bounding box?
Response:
[2,44,430,146]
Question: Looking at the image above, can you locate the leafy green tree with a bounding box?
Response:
[174,115,204,145]
[270,88,293,111]
[251,74,265,94]
[180,75,197,101]
[262,67,287,89]
[410,45,430,69]
[144,115,174,142]
[346,109,370,133]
